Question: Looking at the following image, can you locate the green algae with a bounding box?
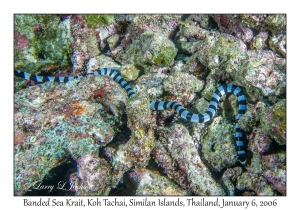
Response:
[107,34,120,50]
[274,108,286,134]
[152,44,177,66]
[14,122,71,195]
[14,14,73,75]
[126,31,177,72]
[210,36,241,59]
[84,14,115,28]
[68,138,100,159]
[120,64,140,81]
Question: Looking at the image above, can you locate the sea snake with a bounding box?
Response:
[14,68,247,164]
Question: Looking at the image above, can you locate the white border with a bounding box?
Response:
[1,0,297,209]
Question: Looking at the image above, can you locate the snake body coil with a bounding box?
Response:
[14,68,247,164]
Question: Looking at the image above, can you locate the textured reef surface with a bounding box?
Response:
[14,14,286,196]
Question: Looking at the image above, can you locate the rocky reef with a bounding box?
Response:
[14,14,286,196]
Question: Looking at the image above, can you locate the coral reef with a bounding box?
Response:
[14,14,286,196]
[248,129,273,155]
[129,14,182,38]
[211,15,286,55]
[134,73,167,100]
[269,32,286,57]
[152,141,190,190]
[251,31,269,50]
[262,151,286,195]
[177,20,286,101]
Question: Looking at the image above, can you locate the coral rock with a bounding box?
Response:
[14,15,73,75]
[163,71,204,103]
[159,124,225,195]
[120,64,140,81]
[85,55,120,74]
[124,169,186,196]
[236,172,275,195]
[71,154,112,195]
[125,31,178,72]
[200,116,237,172]
[260,99,286,145]
[221,167,243,195]
[70,15,100,74]
[264,168,286,195]
[14,76,121,195]
[262,151,286,170]
[110,92,155,187]
[248,129,273,155]
[152,142,190,190]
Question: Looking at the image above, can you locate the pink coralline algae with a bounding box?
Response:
[264,168,286,195]
[262,154,286,196]
[262,152,286,170]
[212,14,254,44]
[14,30,29,50]
[248,129,273,155]
[212,14,286,58]
[236,172,275,195]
